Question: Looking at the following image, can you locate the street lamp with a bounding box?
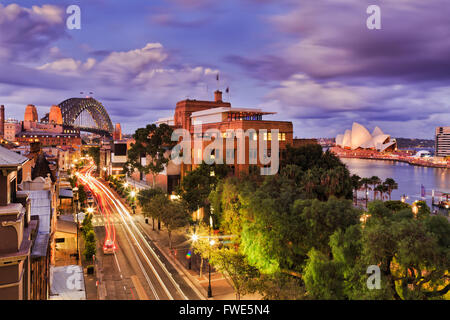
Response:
[207,212,214,298]
[412,202,419,216]
[130,190,136,214]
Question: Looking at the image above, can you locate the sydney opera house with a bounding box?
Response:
[335,122,397,152]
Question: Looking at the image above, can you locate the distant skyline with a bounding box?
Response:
[0,0,449,139]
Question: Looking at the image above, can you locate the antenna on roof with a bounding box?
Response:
[226,86,230,102]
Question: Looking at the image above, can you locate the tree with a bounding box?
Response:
[281,144,344,171]
[362,201,450,300]
[303,249,346,300]
[87,146,100,169]
[161,199,190,249]
[137,187,166,230]
[69,174,78,189]
[125,123,174,187]
[384,200,411,213]
[360,177,371,207]
[83,230,97,261]
[78,184,87,208]
[210,248,259,300]
[81,212,93,238]
[209,177,255,238]
[374,183,388,201]
[351,174,362,204]
[280,144,353,201]
[384,178,398,201]
[370,176,382,200]
[294,197,361,256]
[178,162,229,215]
[253,272,307,300]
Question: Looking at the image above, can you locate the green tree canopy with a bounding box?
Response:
[125,123,174,186]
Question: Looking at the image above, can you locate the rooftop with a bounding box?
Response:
[190,107,275,118]
[0,145,29,167]
[49,265,86,300]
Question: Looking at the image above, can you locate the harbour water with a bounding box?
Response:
[341,158,450,215]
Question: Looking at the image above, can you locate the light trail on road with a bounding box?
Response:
[77,166,189,300]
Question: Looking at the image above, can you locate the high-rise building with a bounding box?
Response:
[435,126,450,157]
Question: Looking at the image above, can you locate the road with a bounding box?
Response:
[77,166,201,300]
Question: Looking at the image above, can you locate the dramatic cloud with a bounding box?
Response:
[28,42,220,132]
[0,3,66,61]
[260,74,450,138]
[1,1,448,138]
[262,0,450,81]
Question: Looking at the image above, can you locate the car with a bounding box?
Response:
[103,240,115,255]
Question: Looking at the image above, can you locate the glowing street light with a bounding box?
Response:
[87,207,94,214]
[130,190,136,198]
[412,202,419,216]
[191,234,199,242]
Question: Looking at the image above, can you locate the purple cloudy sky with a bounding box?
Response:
[0,0,449,138]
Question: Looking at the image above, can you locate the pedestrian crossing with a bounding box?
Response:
[92,215,124,226]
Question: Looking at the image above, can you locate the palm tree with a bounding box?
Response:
[374,184,388,201]
[350,174,362,205]
[360,177,371,207]
[384,178,398,200]
[370,176,381,200]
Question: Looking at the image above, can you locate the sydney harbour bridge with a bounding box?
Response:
[41,97,114,136]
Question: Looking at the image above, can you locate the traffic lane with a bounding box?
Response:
[134,221,202,300]
[113,221,165,300]
[94,226,133,300]
[97,186,170,300]
[91,178,180,300]
[94,189,161,300]
[86,174,195,300]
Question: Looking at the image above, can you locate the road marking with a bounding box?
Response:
[118,218,160,300]
[113,252,122,274]
[131,275,149,300]
[93,180,173,300]
[81,173,186,300]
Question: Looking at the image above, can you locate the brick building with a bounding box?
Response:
[131,90,293,192]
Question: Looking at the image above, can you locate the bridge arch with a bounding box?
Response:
[42,98,114,136]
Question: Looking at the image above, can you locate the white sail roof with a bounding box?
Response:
[335,124,396,152]
[342,130,352,148]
